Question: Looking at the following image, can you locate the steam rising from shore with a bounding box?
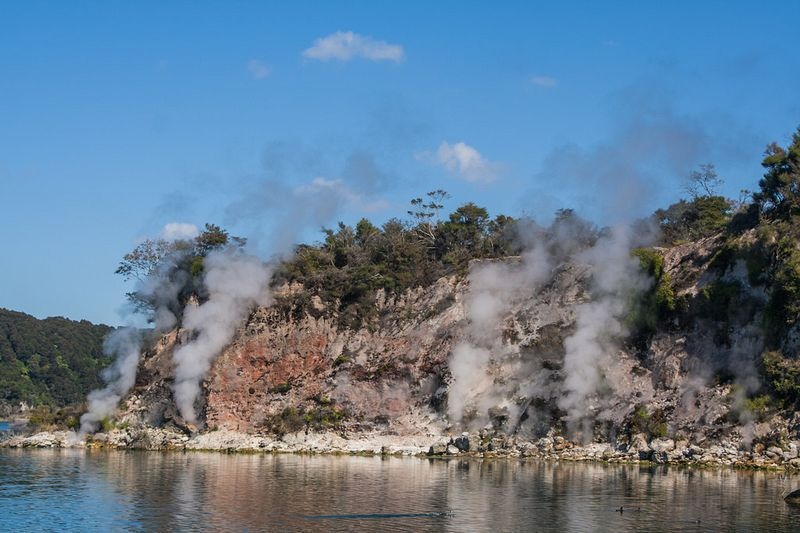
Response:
[446,219,649,436]
[557,226,649,437]
[78,328,142,434]
[447,245,552,424]
[78,250,193,434]
[172,251,273,423]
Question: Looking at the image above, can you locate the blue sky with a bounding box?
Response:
[1,1,799,325]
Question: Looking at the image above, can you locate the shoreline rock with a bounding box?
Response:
[3,428,799,472]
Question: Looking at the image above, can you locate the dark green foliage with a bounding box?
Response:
[0,309,112,408]
[753,128,800,219]
[266,403,348,436]
[760,351,800,408]
[708,242,739,273]
[699,280,742,321]
[655,195,732,244]
[628,248,676,339]
[269,407,306,436]
[117,223,247,320]
[116,224,246,320]
[629,404,668,439]
[764,230,800,340]
[743,242,771,286]
[274,196,521,329]
[741,395,772,422]
[654,165,732,244]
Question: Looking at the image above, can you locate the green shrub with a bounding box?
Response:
[742,395,771,421]
[699,280,741,321]
[628,248,676,339]
[760,351,800,408]
[27,406,56,428]
[629,404,668,438]
[765,233,800,340]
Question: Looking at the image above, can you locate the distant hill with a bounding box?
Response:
[0,308,112,410]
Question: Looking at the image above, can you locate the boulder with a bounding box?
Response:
[688,444,704,457]
[767,446,783,461]
[650,438,675,453]
[626,433,649,455]
[453,433,470,452]
[553,436,570,451]
[428,442,448,455]
[783,443,798,461]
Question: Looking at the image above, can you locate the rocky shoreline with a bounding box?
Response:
[4,427,800,472]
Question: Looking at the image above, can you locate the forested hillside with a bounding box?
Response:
[0,309,112,410]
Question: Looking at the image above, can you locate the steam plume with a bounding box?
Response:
[78,328,142,434]
[447,242,553,427]
[557,225,649,438]
[171,250,273,424]
[78,248,193,434]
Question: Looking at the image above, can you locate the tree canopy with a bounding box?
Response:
[116,223,247,320]
[0,309,112,408]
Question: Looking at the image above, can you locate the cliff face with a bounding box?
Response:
[112,230,798,459]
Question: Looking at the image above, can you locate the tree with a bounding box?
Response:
[655,166,732,244]
[115,239,180,282]
[655,196,732,243]
[436,203,491,264]
[116,223,246,320]
[684,164,722,200]
[754,127,800,219]
[408,190,450,247]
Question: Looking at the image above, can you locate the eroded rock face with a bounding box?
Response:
[111,233,794,459]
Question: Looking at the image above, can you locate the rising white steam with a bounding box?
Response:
[171,250,273,424]
[78,249,192,435]
[447,245,552,426]
[78,328,142,434]
[557,226,648,438]
[447,217,652,438]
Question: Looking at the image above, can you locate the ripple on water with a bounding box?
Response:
[1,449,800,532]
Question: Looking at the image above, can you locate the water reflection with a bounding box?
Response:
[1,449,799,532]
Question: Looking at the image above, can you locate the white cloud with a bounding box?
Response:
[421,141,500,184]
[160,222,199,241]
[531,75,557,88]
[302,31,404,63]
[247,59,271,79]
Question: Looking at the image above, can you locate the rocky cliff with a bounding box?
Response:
[9,227,786,469]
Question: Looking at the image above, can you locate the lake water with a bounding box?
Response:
[1,449,799,532]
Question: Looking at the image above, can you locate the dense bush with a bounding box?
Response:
[628,404,668,438]
[760,351,800,408]
[628,248,676,340]
[273,197,521,328]
[0,309,112,408]
[654,195,733,244]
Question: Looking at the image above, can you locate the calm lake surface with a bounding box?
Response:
[1,449,799,532]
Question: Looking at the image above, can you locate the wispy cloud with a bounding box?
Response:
[159,222,199,241]
[531,75,557,88]
[247,59,271,79]
[303,31,404,63]
[418,141,500,184]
